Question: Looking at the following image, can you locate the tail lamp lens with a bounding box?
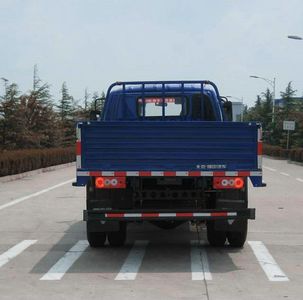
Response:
[95,176,126,189]
[234,177,244,189]
[95,177,104,188]
[213,177,244,189]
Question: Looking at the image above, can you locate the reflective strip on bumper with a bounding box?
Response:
[104,212,238,219]
[77,170,262,177]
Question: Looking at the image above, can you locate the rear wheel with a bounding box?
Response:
[108,222,127,247]
[227,220,247,247]
[87,222,106,247]
[207,221,226,246]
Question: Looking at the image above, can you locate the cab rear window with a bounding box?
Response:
[137,97,188,117]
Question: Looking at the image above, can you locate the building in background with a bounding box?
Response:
[232,101,244,121]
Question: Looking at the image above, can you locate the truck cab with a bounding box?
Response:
[102,82,226,122]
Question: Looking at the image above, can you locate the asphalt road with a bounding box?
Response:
[0,156,302,300]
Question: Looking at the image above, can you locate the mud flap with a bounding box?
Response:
[214,218,247,232]
[87,220,120,232]
[214,190,248,232]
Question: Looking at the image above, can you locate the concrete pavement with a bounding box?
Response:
[0,157,302,300]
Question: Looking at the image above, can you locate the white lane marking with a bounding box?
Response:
[296,178,303,183]
[263,166,277,172]
[280,172,290,177]
[40,240,88,280]
[190,240,212,281]
[0,240,37,268]
[115,240,149,280]
[248,241,289,282]
[0,178,75,211]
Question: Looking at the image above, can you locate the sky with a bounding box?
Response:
[1,0,303,107]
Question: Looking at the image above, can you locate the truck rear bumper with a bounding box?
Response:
[83,208,255,222]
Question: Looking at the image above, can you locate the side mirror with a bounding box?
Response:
[89,110,101,120]
[90,97,105,120]
[223,101,233,121]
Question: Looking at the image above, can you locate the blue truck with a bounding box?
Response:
[73,80,264,248]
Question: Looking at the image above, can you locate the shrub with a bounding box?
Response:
[263,144,303,162]
[263,144,282,157]
[0,147,75,177]
[289,148,303,162]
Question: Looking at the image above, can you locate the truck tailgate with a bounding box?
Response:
[78,121,261,172]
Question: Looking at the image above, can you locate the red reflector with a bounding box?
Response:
[213,171,225,176]
[106,213,124,218]
[95,177,104,188]
[76,141,81,155]
[258,142,263,155]
[234,177,244,189]
[139,171,152,176]
[164,171,176,177]
[95,177,126,189]
[213,177,244,189]
[238,171,250,176]
[142,213,159,218]
[176,213,194,217]
[211,212,227,217]
[188,171,201,176]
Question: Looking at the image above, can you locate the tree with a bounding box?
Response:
[261,88,273,129]
[0,69,108,150]
[17,82,59,148]
[244,82,303,148]
[76,88,92,120]
[280,82,297,117]
[57,82,75,121]
[0,81,21,148]
[56,82,76,146]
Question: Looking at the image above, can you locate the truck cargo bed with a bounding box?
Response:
[78,121,261,172]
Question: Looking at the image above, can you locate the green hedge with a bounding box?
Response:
[263,144,303,162]
[0,147,75,177]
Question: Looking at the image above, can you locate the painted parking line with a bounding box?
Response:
[248,241,289,282]
[296,178,303,183]
[280,172,290,177]
[115,240,149,280]
[0,179,75,211]
[0,240,37,268]
[263,166,277,172]
[190,240,212,281]
[40,240,88,280]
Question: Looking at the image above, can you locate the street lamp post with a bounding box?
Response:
[250,75,276,123]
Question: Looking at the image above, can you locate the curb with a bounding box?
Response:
[0,162,76,183]
[263,155,286,161]
[287,160,303,167]
[263,155,303,167]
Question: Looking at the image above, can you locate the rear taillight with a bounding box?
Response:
[213,177,244,189]
[95,177,126,189]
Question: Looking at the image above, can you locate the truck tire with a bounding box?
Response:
[227,220,247,247]
[87,222,106,247]
[207,221,226,246]
[107,222,127,247]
